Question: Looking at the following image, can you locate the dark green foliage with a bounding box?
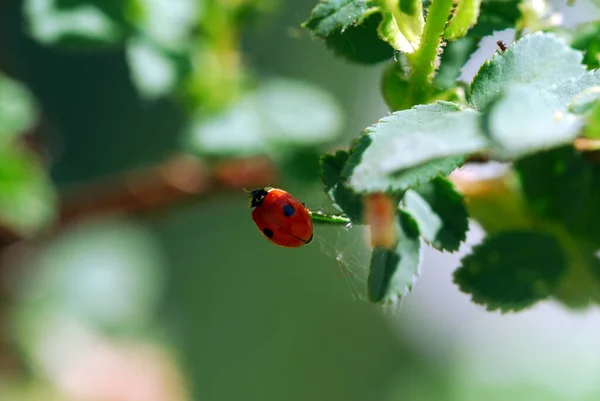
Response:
[403,177,469,252]
[320,151,364,222]
[454,231,567,312]
[368,211,421,303]
[515,147,591,229]
[323,13,396,64]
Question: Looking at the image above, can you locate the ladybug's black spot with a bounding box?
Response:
[263,228,274,238]
[283,204,295,217]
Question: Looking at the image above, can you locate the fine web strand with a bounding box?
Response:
[315,225,370,302]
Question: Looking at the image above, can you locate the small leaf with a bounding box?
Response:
[302,0,373,37]
[443,0,482,40]
[0,73,38,141]
[320,151,364,222]
[321,151,349,192]
[454,231,567,312]
[470,32,586,110]
[346,102,483,193]
[403,177,468,251]
[515,146,591,229]
[482,86,582,159]
[368,211,421,303]
[0,146,56,236]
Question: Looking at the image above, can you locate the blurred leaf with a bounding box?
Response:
[548,70,600,110]
[453,231,567,312]
[126,38,181,99]
[571,164,600,243]
[320,151,363,222]
[187,79,343,156]
[443,0,481,40]
[368,210,421,303]
[323,12,396,64]
[403,177,468,252]
[24,0,127,48]
[0,146,56,236]
[571,22,600,70]
[469,32,586,110]
[16,219,165,334]
[583,99,600,138]
[135,0,199,51]
[0,73,38,141]
[515,146,591,229]
[553,248,600,309]
[482,86,582,160]
[345,102,482,193]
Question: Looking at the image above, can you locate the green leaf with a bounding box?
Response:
[443,0,482,40]
[323,12,396,64]
[303,0,373,37]
[0,74,38,141]
[346,102,483,193]
[470,32,586,110]
[0,146,56,236]
[368,210,421,303]
[515,146,591,229]
[548,70,600,110]
[320,151,364,222]
[403,177,468,251]
[482,86,582,159]
[453,231,567,312]
[186,79,343,156]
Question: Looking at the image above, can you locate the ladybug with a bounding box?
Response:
[249,187,313,248]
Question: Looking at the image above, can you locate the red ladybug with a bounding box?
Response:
[249,187,313,248]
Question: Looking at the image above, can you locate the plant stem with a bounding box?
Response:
[308,210,352,226]
[408,0,454,105]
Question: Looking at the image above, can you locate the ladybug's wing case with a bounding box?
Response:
[252,190,313,248]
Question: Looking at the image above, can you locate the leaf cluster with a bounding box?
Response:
[307,0,600,310]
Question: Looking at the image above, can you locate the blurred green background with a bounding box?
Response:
[1,0,600,400]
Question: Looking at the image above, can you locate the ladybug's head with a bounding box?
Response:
[249,187,271,208]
